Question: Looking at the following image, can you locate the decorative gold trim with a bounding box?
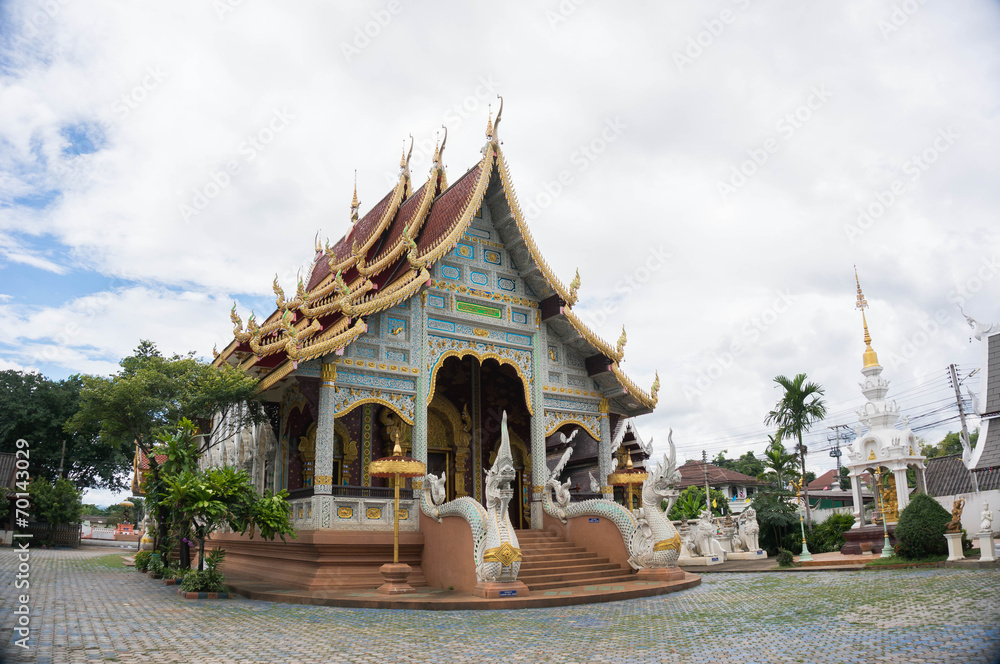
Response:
[598,398,610,415]
[562,308,623,363]
[653,533,682,552]
[334,397,414,426]
[495,148,574,304]
[544,418,600,441]
[320,363,337,383]
[608,363,658,410]
[256,360,296,393]
[366,507,382,519]
[313,475,333,486]
[482,542,522,565]
[337,506,353,519]
[369,457,425,477]
[428,347,533,415]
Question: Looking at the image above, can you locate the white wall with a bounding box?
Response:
[934,490,1000,537]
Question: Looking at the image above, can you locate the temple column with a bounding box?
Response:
[598,399,614,500]
[914,464,927,494]
[893,467,909,512]
[312,359,337,529]
[412,292,428,467]
[529,321,547,529]
[849,471,864,527]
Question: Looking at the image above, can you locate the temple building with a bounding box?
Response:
[203,113,661,590]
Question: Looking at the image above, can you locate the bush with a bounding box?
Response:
[893,493,950,559]
[180,569,225,593]
[147,556,164,577]
[807,513,854,553]
[776,549,794,567]
[134,550,151,572]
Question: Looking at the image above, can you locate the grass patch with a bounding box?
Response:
[80,554,128,570]
[864,553,947,568]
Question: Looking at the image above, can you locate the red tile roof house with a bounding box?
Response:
[675,461,765,514]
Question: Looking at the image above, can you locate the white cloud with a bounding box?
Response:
[0,0,997,473]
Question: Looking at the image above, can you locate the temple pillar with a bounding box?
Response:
[598,399,614,500]
[412,292,428,467]
[314,360,337,496]
[914,464,927,494]
[849,471,865,528]
[529,322,547,529]
[893,467,909,512]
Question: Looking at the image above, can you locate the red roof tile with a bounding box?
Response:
[675,461,763,489]
[807,469,840,490]
[307,188,396,290]
[417,165,482,254]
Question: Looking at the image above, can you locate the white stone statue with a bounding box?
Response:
[737,507,761,552]
[981,502,994,534]
[692,509,726,558]
[588,470,601,494]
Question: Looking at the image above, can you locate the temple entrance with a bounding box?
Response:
[428,354,532,514]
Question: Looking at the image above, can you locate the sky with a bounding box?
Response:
[1,1,997,506]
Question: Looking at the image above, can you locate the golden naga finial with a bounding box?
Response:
[333,270,348,295]
[353,240,372,277]
[212,343,219,359]
[350,170,360,223]
[401,134,413,171]
[231,303,250,342]
[650,371,660,403]
[493,95,503,141]
[854,265,880,369]
[567,269,581,305]
[403,223,427,270]
[432,125,448,168]
[616,326,627,357]
[314,231,322,254]
[273,275,286,309]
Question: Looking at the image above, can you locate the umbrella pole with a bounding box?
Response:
[393,472,400,564]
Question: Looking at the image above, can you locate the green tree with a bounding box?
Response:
[921,430,978,459]
[761,435,798,489]
[66,340,264,550]
[748,490,800,555]
[28,478,83,544]
[839,467,850,490]
[157,422,294,570]
[667,486,731,520]
[711,450,765,479]
[806,512,854,553]
[893,493,950,559]
[764,373,827,530]
[0,371,129,490]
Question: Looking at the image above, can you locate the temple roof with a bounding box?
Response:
[675,461,764,489]
[215,130,658,413]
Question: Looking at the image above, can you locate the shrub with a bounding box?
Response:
[776,549,794,567]
[180,569,225,593]
[893,493,950,559]
[204,546,226,572]
[134,550,151,572]
[147,556,164,577]
[807,513,854,553]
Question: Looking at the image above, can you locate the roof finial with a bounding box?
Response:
[493,95,503,142]
[854,265,880,369]
[432,125,448,168]
[314,230,322,254]
[486,103,494,140]
[616,326,627,357]
[350,170,360,223]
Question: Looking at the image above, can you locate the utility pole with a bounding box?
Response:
[948,363,978,491]
[828,424,850,489]
[702,450,711,514]
[59,439,67,479]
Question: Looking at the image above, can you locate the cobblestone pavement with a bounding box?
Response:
[2,547,998,664]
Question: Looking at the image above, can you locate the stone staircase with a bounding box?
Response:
[515,530,635,591]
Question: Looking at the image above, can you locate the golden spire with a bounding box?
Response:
[392,429,403,457]
[485,103,494,140]
[350,170,360,223]
[625,448,633,469]
[854,266,880,369]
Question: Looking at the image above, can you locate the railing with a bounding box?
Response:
[286,485,414,501]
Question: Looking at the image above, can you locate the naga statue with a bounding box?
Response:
[543,429,684,571]
[420,411,523,587]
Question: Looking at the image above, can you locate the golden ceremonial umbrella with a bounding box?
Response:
[368,432,426,564]
[608,449,647,511]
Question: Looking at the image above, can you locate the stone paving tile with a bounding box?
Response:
[1,547,999,664]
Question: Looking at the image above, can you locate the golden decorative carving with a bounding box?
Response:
[562,309,623,363]
[298,423,316,488]
[653,533,682,552]
[473,328,490,337]
[482,542,522,565]
[398,509,408,520]
[598,399,610,415]
[946,498,965,533]
[867,449,876,461]
[337,506,353,519]
[366,507,382,519]
[313,475,333,486]
[320,363,337,384]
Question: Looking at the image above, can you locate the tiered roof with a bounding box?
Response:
[215,111,659,413]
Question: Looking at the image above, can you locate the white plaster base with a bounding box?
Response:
[945,532,965,562]
[977,532,997,562]
[677,553,725,566]
[727,549,768,560]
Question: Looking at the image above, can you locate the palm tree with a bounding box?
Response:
[764,373,827,530]
[761,434,798,489]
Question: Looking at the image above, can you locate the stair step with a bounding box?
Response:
[513,530,636,591]
[526,573,637,591]
[518,562,623,577]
